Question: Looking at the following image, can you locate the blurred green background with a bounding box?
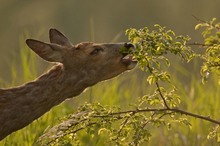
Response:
[0,0,220,145]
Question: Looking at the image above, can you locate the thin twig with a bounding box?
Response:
[141,112,156,129]
[192,15,207,23]
[192,15,220,30]
[145,61,170,109]
[46,122,96,145]
[155,82,170,109]
[187,42,208,47]
[113,112,134,141]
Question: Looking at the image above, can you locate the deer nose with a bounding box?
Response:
[124,42,135,49]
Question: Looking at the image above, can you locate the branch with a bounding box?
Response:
[40,106,220,145]
[94,108,220,125]
[170,108,220,125]
[187,42,208,47]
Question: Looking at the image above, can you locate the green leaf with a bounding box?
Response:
[195,24,202,30]
[147,75,157,85]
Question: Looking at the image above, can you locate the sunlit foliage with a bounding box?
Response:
[37,19,220,146]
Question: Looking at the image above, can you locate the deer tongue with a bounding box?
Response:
[121,54,137,69]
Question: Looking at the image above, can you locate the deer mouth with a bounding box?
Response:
[121,53,137,69]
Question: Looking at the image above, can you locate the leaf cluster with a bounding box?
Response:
[195,18,220,83]
[125,25,193,84]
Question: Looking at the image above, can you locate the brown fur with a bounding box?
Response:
[0,29,136,140]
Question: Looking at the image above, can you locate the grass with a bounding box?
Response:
[0,35,220,146]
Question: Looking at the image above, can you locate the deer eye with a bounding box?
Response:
[90,47,103,55]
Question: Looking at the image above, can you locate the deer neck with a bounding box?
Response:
[0,64,93,139]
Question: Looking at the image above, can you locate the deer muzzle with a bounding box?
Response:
[121,43,137,69]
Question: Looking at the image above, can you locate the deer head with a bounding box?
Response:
[26,29,137,85]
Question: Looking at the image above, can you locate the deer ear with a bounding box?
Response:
[26,39,63,62]
[49,28,72,47]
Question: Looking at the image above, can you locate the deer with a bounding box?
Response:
[0,28,137,140]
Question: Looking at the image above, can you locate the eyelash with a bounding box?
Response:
[90,48,103,55]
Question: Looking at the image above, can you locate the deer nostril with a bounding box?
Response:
[124,42,135,49]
